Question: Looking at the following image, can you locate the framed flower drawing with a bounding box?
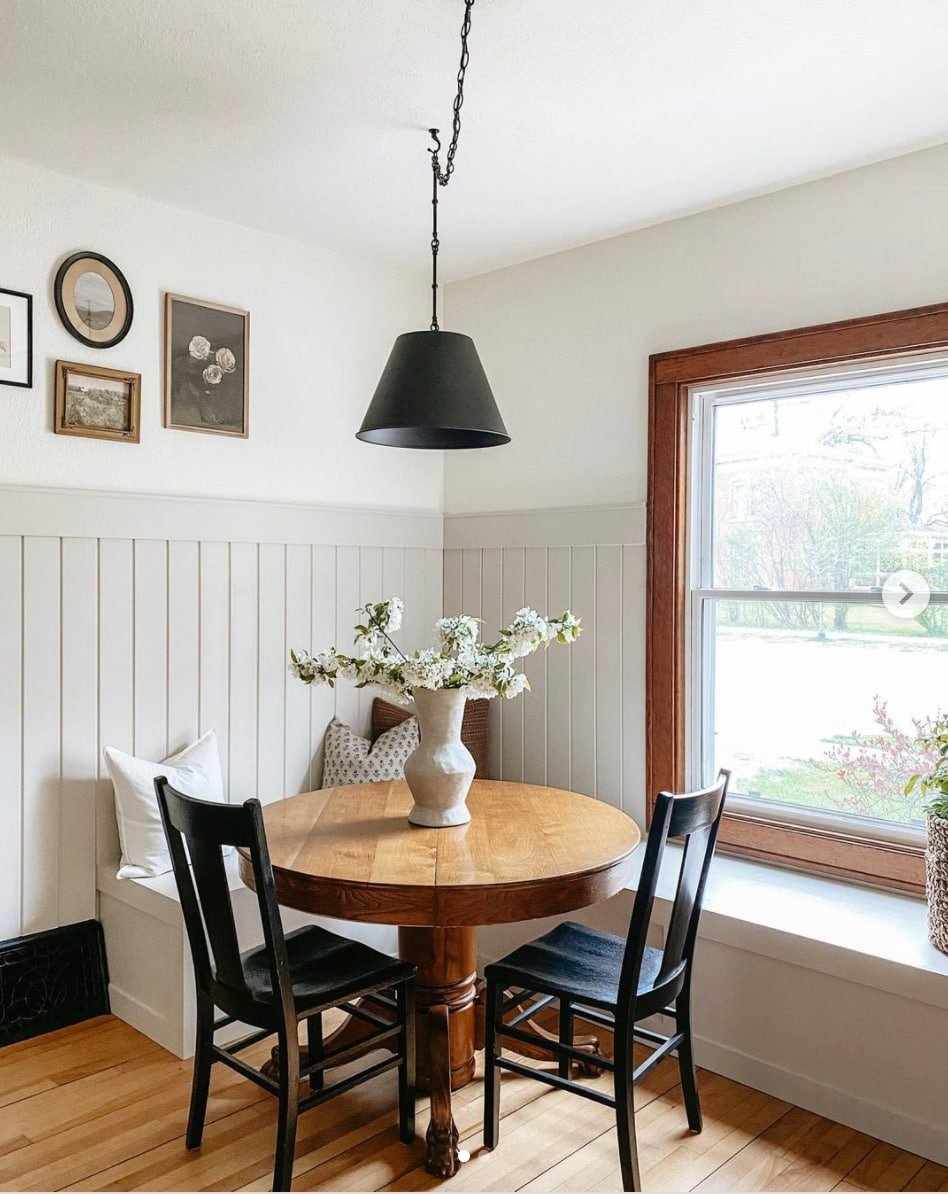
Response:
[164,293,249,436]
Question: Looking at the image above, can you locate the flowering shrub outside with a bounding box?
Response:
[290,598,581,704]
[825,697,942,822]
[905,713,948,821]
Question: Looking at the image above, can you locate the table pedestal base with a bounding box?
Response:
[261,924,601,1180]
[398,926,476,1177]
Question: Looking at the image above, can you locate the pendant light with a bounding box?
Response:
[357,0,509,450]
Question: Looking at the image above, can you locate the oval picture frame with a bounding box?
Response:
[54,251,134,349]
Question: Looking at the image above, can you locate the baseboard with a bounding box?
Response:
[0,920,109,1046]
[694,1032,948,1167]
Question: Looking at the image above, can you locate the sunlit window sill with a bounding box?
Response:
[625,844,948,1010]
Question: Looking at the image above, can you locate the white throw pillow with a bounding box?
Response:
[321,716,419,787]
[103,730,226,880]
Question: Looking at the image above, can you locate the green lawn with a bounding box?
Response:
[739,758,853,810]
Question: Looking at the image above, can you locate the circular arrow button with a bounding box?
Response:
[881,570,931,620]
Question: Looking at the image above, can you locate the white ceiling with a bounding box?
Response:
[4,0,948,281]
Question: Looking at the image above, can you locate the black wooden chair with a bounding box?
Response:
[155,778,417,1192]
[483,771,730,1192]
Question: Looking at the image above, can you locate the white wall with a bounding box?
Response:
[444,142,948,514]
[0,155,442,511]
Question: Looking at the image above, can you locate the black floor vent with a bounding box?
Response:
[0,919,109,1046]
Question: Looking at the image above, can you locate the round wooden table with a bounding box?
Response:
[238,778,640,1177]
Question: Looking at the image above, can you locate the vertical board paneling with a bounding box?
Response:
[133,540,168,762]
[402,548,427,654]
[285,544,313,792]
[21,537,61,932]
[257,543,286,802]
[480,548,504,780]
[460,549,482,619]
[0,538,22,936]
[334,547,361,731]
[167,541,199,753]
[522,548,548,787]
[311,546,337,784]
[229,543,258,802]
[424,549,444,640]
[569,546,597,798]
[60,538,97,922]
[622,546,647,821]
[501,548,525,783]
[442,549,462,617]
[546,547,571,792]
[199,542,230,793]
[7,508,440,935]
[357,546,384,726]
[595,545,622,807]
[382,547,406,653]
[98,539,133,876]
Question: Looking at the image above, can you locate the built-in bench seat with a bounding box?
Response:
[97,850,396,1058]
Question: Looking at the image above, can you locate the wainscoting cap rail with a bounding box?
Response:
[443,503,646,549]
[0,484,444,549]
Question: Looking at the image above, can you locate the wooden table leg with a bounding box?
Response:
[398,926,477,1177]
[425,1004,461,1177]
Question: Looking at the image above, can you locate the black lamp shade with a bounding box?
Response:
[356,330,510,449]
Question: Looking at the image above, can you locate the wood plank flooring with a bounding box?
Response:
[0,1016,944,1192]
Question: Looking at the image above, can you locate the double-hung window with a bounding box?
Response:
[647,303,948,890]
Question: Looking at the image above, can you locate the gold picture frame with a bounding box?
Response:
[164,293,250,437]
[54,360,141,443]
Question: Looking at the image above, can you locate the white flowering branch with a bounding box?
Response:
[289,597,581,705]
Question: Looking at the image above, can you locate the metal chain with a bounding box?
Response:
[427,0,476,330]
[430,0,475,187]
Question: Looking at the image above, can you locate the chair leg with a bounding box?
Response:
[398,979,417,1143]
[186,996,214,1149]
[483,978,501,1150]
[558,998,574,1079]
[676,992,702,1133]
[306,1012,323,1092]
[273,1026,301,1193]
[614,1027,641,1193]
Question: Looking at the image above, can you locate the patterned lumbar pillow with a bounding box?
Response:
[322,716,419,787]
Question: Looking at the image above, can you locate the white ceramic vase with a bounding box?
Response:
[404,688,476,827]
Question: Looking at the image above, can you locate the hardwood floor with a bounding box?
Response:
[0,1015,944,1192]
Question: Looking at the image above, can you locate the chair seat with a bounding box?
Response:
[241,925,414,1014]
[485,921,663,1011]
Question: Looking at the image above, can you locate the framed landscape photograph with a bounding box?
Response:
[164,293,249,437]
[54,252,133,349]
[54,360,141,443]
[0,288,32,388]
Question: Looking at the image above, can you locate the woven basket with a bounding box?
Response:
[927,813,948,955]
[372,696,491,780]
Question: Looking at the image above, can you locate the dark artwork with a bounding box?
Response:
[0,920,109,1046]
[167,296,248,435]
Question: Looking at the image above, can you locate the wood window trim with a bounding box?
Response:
[646,300,948,895]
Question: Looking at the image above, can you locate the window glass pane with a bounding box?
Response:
[710,599,945,828]
[712,376,948,593]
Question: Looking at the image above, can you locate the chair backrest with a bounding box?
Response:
[617,771,730,1016]
[155,778,294,1022]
